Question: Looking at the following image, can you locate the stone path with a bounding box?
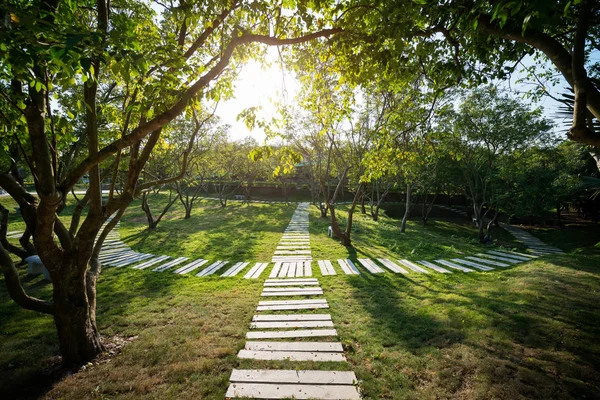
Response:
[226,203,361,399]
[500,223,564,256]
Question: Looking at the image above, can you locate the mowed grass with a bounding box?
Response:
[120,194,296,261]
[308,203,525,262]
[0,198,599,399]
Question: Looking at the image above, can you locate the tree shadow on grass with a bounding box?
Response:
[329,252,600,398]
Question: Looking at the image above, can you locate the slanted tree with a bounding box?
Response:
[0,0,341,365]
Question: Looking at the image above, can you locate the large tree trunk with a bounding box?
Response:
[51,261,105,366]
[400,184,412,233]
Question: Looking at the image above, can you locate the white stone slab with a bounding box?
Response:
[337,259,360,275]
[112,253,154,267]
[398,259,429,273]
[265,278,318,284]
[269,262,282,278]
[244,262,269,279]
[152,256,189,272]
[279,262,290,277]
[494,250,537,259]
[133,255,170,270]
[250,320,334,329]
[465,256,509,267]
[262,287,323,292]
[476,253,521,264]
[304,261,312,277]
[287,262,297,278]
[246,329,337,339]
[377,258,408,274]
[450,258,494,271]
[434,259,474,272]
[318,260,336,276]
[244,342,343,353]
[225,383,361,399]
[417,260,452,273]
[260,290,323,297]
[222,261,250,277]
[258,299,328,305]
[256,303,329,311]
[238,350,345,362]
[252,314,331,322]
[173,259,208,274]
[195,260,229,276]
[275,250,312,255]
[357,259,385,274]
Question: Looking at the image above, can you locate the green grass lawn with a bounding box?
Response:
[1,198,599,399]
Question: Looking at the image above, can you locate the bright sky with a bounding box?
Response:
[216,48,299,143]
[217,51,573,142]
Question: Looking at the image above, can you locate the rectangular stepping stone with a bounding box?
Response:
[274,250,312,255]
[449,258,494,271]
[222,261,250,277]
[112,253,154,267]
[252,314,331,322]
[244,262,269,279]
[153,256,189,272]
[264,278,318,285]
[244,342,342,352]
[250,320,334,329]
[269,262,282,278]
[337,259,360,275]
[377,258,409,274]
[465,256,509,267]
[100,251,138,264]
[237,349,345,362]
[257,299,329,311]
[287,262,297,278]
[276,245,310,250]
[262,287,323,292]
[398,259,429,273]
[318,260,336,275]
[279,262,290,277]
[417,260,452,273]
[105,252,147,266]
[488,251,530,261]
[99,250,133,261]
[246,329,337,339]
[173,259,209,274]
[196,260,229,276]
[497,250,537,259]
[434,259,474,272]
[357,259,385,274]
[304,261,312,276]
[225,383,360,400]
[260,290,323,297]
[133,255,170,270]
[477,253,521,264]
[257,298,329,305]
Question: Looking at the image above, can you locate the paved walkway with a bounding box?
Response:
[226,203,361,399]
[500,223,564,256]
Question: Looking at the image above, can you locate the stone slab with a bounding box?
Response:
[357,259,385,274]
[417,260,452,273]
[225,383,361,399]
[250,321,334,329]
[237,350,345,362]
[434,259,474,272]
[246,329,337,339]
[244,342,342,353]
[398,259,429,273]
[449,258,494,271]
[465,256,509,267]
[377,258,409,274]
[133,255,170,270]
[252,314,331,322]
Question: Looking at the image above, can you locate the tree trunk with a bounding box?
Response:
[400,184,412,233]
[360,193,366,214]
[50,258,105,366]
[141,193,156,229]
